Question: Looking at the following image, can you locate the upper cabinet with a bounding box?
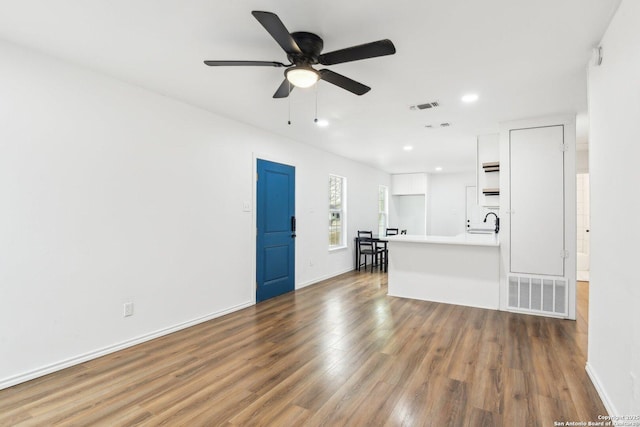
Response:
[477,134,500,207]
[391,173,427,195]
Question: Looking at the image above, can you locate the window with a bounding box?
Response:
[378,185,389,236]
[329,175,346,248]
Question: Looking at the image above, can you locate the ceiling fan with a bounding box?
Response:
[204,11,396,98]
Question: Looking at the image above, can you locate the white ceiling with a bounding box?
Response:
[0,0,620,173]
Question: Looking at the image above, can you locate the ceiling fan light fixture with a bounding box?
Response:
[286,66,319,88]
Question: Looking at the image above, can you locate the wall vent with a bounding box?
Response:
[410,101,439,110]
[507,275,568,316]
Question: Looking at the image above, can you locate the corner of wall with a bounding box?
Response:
[586,362,618,416]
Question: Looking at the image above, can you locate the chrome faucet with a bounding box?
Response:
[484,212,500,233]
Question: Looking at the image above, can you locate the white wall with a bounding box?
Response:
[586,0,640,415]
[427,172,475,236]
[0,40,389,388]
[390,195,426,235]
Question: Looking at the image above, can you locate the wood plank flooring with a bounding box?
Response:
[0,275,605,426]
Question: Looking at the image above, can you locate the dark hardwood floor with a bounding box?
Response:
[0,275,604,426]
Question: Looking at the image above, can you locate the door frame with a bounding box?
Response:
[251,152,298,303]
[498,115,576,319]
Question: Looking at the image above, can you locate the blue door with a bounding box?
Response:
[256,159,295,302]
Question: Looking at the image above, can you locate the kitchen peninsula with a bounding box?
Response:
[386,233,500,310]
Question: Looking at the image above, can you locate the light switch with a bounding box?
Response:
[242,201,251,212]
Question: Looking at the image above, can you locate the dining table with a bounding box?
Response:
[354,235,388,272]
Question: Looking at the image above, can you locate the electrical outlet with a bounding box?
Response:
[123,302,134,317]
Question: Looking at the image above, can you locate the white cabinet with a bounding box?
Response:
[391,173,427,195]
[391,174,411,195]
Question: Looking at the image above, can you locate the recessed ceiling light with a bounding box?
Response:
[403,145,413,151]
[462,93,479,103]
[315,119,329,127]
[435,166,443,171]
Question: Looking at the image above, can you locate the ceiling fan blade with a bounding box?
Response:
[319,69,370,95]
[251,11,302,55]
[318,39,396,65]
[204,60,287,67]
[273,79,294,98]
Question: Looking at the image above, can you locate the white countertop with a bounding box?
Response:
[385,233,500,247]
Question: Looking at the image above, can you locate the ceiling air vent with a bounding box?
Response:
[418,101,439,109]
[410,101,439,110]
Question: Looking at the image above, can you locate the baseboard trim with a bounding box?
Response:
[297,267,355,289]
[2,268,360,390]
[386,291,499,311]
[0,301,254,391]
[586,361,617,416]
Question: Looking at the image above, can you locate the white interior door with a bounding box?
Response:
[510,126,565,276]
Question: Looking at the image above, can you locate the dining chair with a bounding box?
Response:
[357,230,384,272]
[381,228,398,272]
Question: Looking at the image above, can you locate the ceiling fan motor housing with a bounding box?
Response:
[289,32,324,65]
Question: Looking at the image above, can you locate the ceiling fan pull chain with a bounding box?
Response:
[314,83,319,124]
[288,80,292,125]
